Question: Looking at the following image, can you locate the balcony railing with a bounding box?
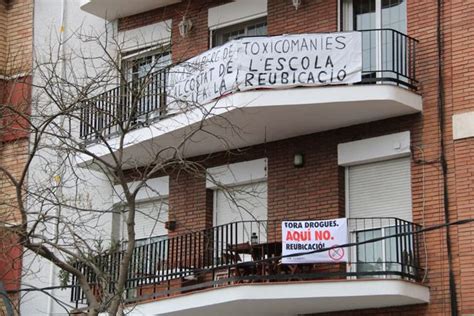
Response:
[79,29,418,141]
[70,217,423,307]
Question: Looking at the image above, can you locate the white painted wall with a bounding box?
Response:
[22,1,114,315]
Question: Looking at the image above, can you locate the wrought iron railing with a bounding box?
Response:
[79,68,169,141]
[70,217,423,306]
[359,29,418,89]
[79,29,418,141]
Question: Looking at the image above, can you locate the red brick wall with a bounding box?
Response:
[0,0,33,310]
[119,1,232,63]
[267,0,338,35]
[444,2,474,314]
[0,76,31,142]
[0,229,22,292]
[0,0,33,75]
[118,0,339,62]
[168,168,209,235]
[118,0,474,315]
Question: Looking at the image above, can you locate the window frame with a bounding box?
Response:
[340,0,407,32]
[121,44,172,83]
[210,17,268,48]
[339,0,408,81]
[112,198,169,246]
[344,156,414,280]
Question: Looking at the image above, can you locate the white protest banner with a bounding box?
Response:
[236,32,362,91]
[281,218,348,264]
[167,41,239,110]
[167,32,362,107]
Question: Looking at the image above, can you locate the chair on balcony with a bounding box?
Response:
[223,242,260,283]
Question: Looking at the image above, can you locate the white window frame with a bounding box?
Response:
[112,177,170,243]
[340,0,407,81]
[340,0,382,77]
[210,17,267,48]
[113,198,169,245]
[339,132,412,279]
[121,44,171,83]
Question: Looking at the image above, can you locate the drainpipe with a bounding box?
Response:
[46,1,66,315]
[436,0,458,315]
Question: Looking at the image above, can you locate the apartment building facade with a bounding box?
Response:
[0,0,32,314]
[14,0,474,315]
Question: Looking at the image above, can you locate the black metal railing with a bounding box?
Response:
[79,68,168,141]
[359,29,418,89]
[79,29,418,141]
[70,217,423,306]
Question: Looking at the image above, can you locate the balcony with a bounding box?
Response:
[70,218,429,315]
[80,0,182,20]
[78,30,422,169]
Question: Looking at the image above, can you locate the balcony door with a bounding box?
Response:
[341,0,407,81]
[345,157,414,278]
[213,182,268,262]
[341,0,406,32]
[122,48,171,122]
[113,200,169,246]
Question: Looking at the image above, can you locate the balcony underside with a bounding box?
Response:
[79,84,422,170]
[126,280,429,316]
[80,0,182,20]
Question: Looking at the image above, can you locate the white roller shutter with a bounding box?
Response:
[214,182,267,226]
[347,157,412,221]
[214,182,267,257]
[133,200,169,240]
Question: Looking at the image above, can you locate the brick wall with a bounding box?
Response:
[267,0,337,35]
[0,138,27,313]
[0,138,28,225]
[445,2,474,314]
[0,227,21,315]
[0,3,6,72]
[0,76,31,142]
[0,0,33,310]
[0,0,33,75]
[117,0,474,315]
[119,1,232,63]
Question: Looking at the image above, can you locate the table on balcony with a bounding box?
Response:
[227,241,282,278]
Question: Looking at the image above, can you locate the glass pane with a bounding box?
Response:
[385,225,414,275]
[133,55,153,79]
[352,0,376,73]
[382,0,407,33]
[381,0,407,81]
[356,228,383,277]
[221,28,246,45]
[212,18,267,47]
[155,51,171,70]
[353,0,376,30]
[247,22,267,37]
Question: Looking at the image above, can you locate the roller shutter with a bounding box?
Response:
[347,157,412,221]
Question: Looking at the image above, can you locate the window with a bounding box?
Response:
[346,157,412,221]
[122,47,171,82]
[341,0,406,32]
[211,18,267,47]
[207,158,268,263]
[341,0,407,82]
[346,157,414,278]
[355,224,415,277]
[213,182,268,262]
[121,46,171,120]
[113,199,169,246]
